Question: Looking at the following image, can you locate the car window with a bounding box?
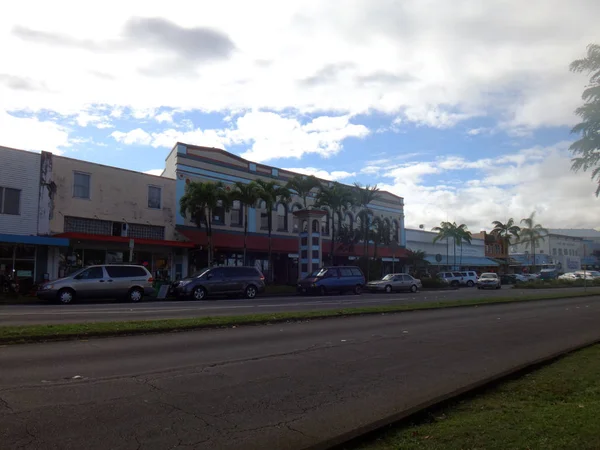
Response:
[210,268,226,278]
[339,268,353,277]
[404,275,414,281]
[349,268,363,277]
[77,267,104,279]
[325,268,340,278]
[106,266,147,278]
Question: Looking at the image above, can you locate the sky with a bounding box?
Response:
[1,0,599,232]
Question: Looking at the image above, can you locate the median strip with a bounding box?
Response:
[1,290,599,345]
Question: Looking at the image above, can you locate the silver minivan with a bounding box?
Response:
[37,265,154,304]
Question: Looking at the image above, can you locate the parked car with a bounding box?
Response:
[574,270,600,279]
[437,272,465,287]
[477,272,501,290]
[366,273,422,293]
[297,266,365,295]
[500,274,517,285]
[458,271,478,287]
[172,266,265,300]
[37,264,154,304]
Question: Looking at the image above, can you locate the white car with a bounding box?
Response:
[574,270,600,279]
[477,273,501,290]
[558,272,580,280]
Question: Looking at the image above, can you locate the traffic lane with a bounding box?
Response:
[1,286,597,326]
[1,297,600,450]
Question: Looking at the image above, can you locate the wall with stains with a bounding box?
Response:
[49,156,178,240]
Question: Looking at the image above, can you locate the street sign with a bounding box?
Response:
[435,254,442,263]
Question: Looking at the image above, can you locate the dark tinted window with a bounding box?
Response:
[106,266,147,278]
[326,268,340,278]
[78,267,104,279]
[211,268,226,278]
[339,268,353,277]
[349,267,363,277]
[227,267,259,278]
[402,275,412,281]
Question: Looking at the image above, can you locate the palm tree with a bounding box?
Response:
[285,175,321,209]
[405,249,428,273]
[370,217,391,259]
[353,183,381,257]
[231,181,260,266]
[315,182,355,264]
[519,212,548,272]
[179,181,230,267]
[254,179,291,282]
[454,224,472,268]
[569,44,600,195]
[491,219,521,261]
[432,221,455,269]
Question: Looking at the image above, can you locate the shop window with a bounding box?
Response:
[230,201,242,226]
[148,186,162,209]
[73,172,91,199]
[0,187,21,215]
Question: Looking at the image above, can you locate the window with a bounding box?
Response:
[0,187,20,215]
[339,268,353,277]
[76,266,104,279]
[276,204,287,231]
[559,249,563,256]
[213,200,225,225]
[105,266,147,278]
[210,268,226,278]
[553,248,557,256]
[73,172,90,199]
[312,236,319,246]
[259,201,268,230]
[148,186,161,209]
[231,201,242,226]
[350,268,363,276]
[312,250,319,259]
[301,236,308,246]
[312,220,319,232]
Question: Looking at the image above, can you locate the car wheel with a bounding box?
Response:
[385,285,392,294]
[354,284,362,295]
[129,287,144,303]
[467,280,474,287]
[410,284,418,293]
[57,288,75,305]
[319,286,327,296]
[245,284,258,299]
[192,286,206,301]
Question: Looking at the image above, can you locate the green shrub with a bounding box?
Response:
[421,278,449,289]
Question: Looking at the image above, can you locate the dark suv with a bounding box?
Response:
[172,266,266,300]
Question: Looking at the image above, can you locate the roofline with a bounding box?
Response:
[177,142,405,203]
[53,154,174,180]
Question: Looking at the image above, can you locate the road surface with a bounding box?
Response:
[1,286,597,326]
[2,296,600,449]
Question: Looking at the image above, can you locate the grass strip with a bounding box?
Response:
[1,289,600,345]
[349,343,600,450]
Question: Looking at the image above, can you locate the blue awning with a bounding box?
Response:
[0,234,70,247]
[425,255,499,266]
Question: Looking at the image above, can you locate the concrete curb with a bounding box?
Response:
[313,338,600,450]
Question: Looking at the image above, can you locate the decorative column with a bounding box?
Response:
[293,209,327,281]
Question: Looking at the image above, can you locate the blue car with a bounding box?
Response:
[297,266,366,295]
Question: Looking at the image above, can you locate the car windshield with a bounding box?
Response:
[315,268,330,277]
[382,274,395,281]
[191,268,210,278]
[480,274,496,279]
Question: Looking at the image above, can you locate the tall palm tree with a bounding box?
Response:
[179,181,230,267]
[569,44,600,195]
[353,183,381,255]
[454,224,472,268]
[405,249,428,273]
[285,175,321,209]
[231,181,260,266]
[491,218,521,260]
[432,221,455,269]
[519,212,548,272]
[370,217,391,259]
[315,182,355,264]
[254,179,291,282]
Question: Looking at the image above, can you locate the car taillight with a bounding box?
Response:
[148,277,154,283]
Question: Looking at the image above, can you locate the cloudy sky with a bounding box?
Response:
[1,0,599,231]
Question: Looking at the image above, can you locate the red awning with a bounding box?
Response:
[178,228,299,253]
[54,232,195,248]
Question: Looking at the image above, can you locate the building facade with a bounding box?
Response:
[167,143,407,282]
[405,229,499,271]
[0,147,69,290]
[43,153,193,280]
[509,231,584,272]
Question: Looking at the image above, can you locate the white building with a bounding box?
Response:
[0,147,69,286]
[509,231,584,271]
[405,229,498,270]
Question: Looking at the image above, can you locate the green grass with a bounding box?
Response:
[1,289,599,345]
[350,344,600,450]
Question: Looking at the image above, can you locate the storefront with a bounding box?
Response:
[0,233,70,293]
[52,233,194,282]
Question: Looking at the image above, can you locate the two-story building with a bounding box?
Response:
[165,143,407,282]
[42,152,193,280]
[0,147,69,289]
[509,231,584,271]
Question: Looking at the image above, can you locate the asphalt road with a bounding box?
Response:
[1,286,597,326]
[2,296,600,450]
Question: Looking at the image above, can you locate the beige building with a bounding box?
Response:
[45,152,192,280]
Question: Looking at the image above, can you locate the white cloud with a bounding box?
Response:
[0,110,70,154]
[0,0,596,135]
[155,111,174,123]
[109,110,370,162]
[144,169,164,176]
[371,141,600,231]
[282,167,356,181]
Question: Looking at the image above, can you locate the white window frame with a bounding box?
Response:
[148,185,162,209]
[73,171,91,199]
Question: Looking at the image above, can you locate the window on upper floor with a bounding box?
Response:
[553,248,557,256]
[213,200,225,225]
[148,186,162,209]
[276,203,287,231]
[0,187,21,215]
[73,172,91,199]
[231,200,242,227]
